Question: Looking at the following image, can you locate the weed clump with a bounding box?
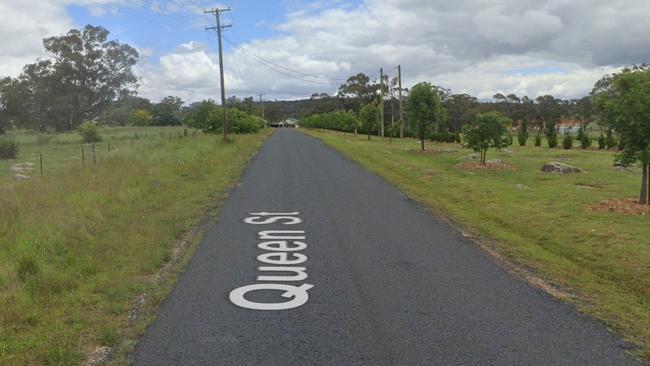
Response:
[16,256,39,282]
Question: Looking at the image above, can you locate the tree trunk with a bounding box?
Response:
[640,163,648,204]
[421,138,425,151]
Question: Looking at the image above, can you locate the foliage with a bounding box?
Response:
[77,122,102,143]
[0,140,19,159]
[517,121,529,146]
[128,109,152,127]
[562,131,574,149]
[605,129,618,150]
[185,100,218,131]
[407,82,443,150]
[577,126,591,149]
[534,133,542,147]
[359,102,380,139]
[594,66,650,203]
[598,134,606,149]
[152,96,184,126]
[0,25,138,131]
[463,111,511,164]
[545,124,558,148]
[196,107,264,134]
[302,110,358,132]
[337,73,380,114]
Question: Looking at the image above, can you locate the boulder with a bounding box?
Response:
[541,162,584,174]
[465,153,479,160]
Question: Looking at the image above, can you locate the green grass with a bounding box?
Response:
[0,126,192,184]
[305,129,650,361]
[0,127,271,365]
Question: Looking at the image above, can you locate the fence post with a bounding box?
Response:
[82,145,85,166]
[92,144,96,165]
[40,154,43,177]
[108,142,111,152]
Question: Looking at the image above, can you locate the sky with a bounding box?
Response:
[1,0,650,103]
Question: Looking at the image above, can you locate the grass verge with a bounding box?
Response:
[304,129,650,362]
[0,128,271,365]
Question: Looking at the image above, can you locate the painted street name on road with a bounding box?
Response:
[229,212,314,311]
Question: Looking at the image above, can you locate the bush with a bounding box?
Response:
[562,132,574,149]
[517,122,529,146]
[598,134,606,149]
[0,140,19,159]
[77,122,102,143]
[577,126,591,149]
[545,124,558,148]
[605,129,617,149]
[534,133,542,147]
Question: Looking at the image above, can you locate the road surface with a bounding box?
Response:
[134,129,641,365]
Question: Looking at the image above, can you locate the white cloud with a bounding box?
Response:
[2,0,650,102]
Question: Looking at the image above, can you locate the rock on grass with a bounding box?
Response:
[541,162,584,174]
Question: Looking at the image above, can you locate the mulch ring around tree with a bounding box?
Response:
[455,162,514,170]
[590,199,650,215]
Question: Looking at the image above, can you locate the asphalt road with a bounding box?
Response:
[134,129,642,365]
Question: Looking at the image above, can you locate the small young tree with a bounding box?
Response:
[359,102,379,140]
[605,129,617,149]
[578,126,591,149]
[545,123,558,148]
[594,66,650,204]
[463,111,511,165]
[517,120,529,146]
[406,82,442,151]
[534,133,542,147]
[562,130,574,149]
[77,121,102,143]
[598,133,606,149]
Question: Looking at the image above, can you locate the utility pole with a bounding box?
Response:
[259,94,265,125]
[205,7,231,142]
[380,67,385,138]
[398,64,404,139]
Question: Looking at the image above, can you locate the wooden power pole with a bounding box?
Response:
[398,64,404,139]
[380,67,385,138]
[259,94,265,125]
[205,7,231,142]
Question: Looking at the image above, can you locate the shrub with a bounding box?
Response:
[562,132,574,149]
[534,133,542,147]
[77,122,102,143]
[16,256,39,282]
[598,134,606,149]
[517,122,529,146]
[545,124,558,148]
[577,126,591,149]
[605,129,617,149]
[0,140,19,159]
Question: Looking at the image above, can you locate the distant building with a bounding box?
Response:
[270,118,299,128]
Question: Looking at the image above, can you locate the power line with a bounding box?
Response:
[223,36,341,86]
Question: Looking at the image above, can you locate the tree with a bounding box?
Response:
[407,82,442,151]
[443,93,479,133]
[359,102,379,140]
[128,109,151,126]
[463,111,511,165]
[593,66,650,204]
[338,73,380,132]
[0,25,139,131]
[152,96,184,126]
[517,120,529,146]
[185,100,218,132]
